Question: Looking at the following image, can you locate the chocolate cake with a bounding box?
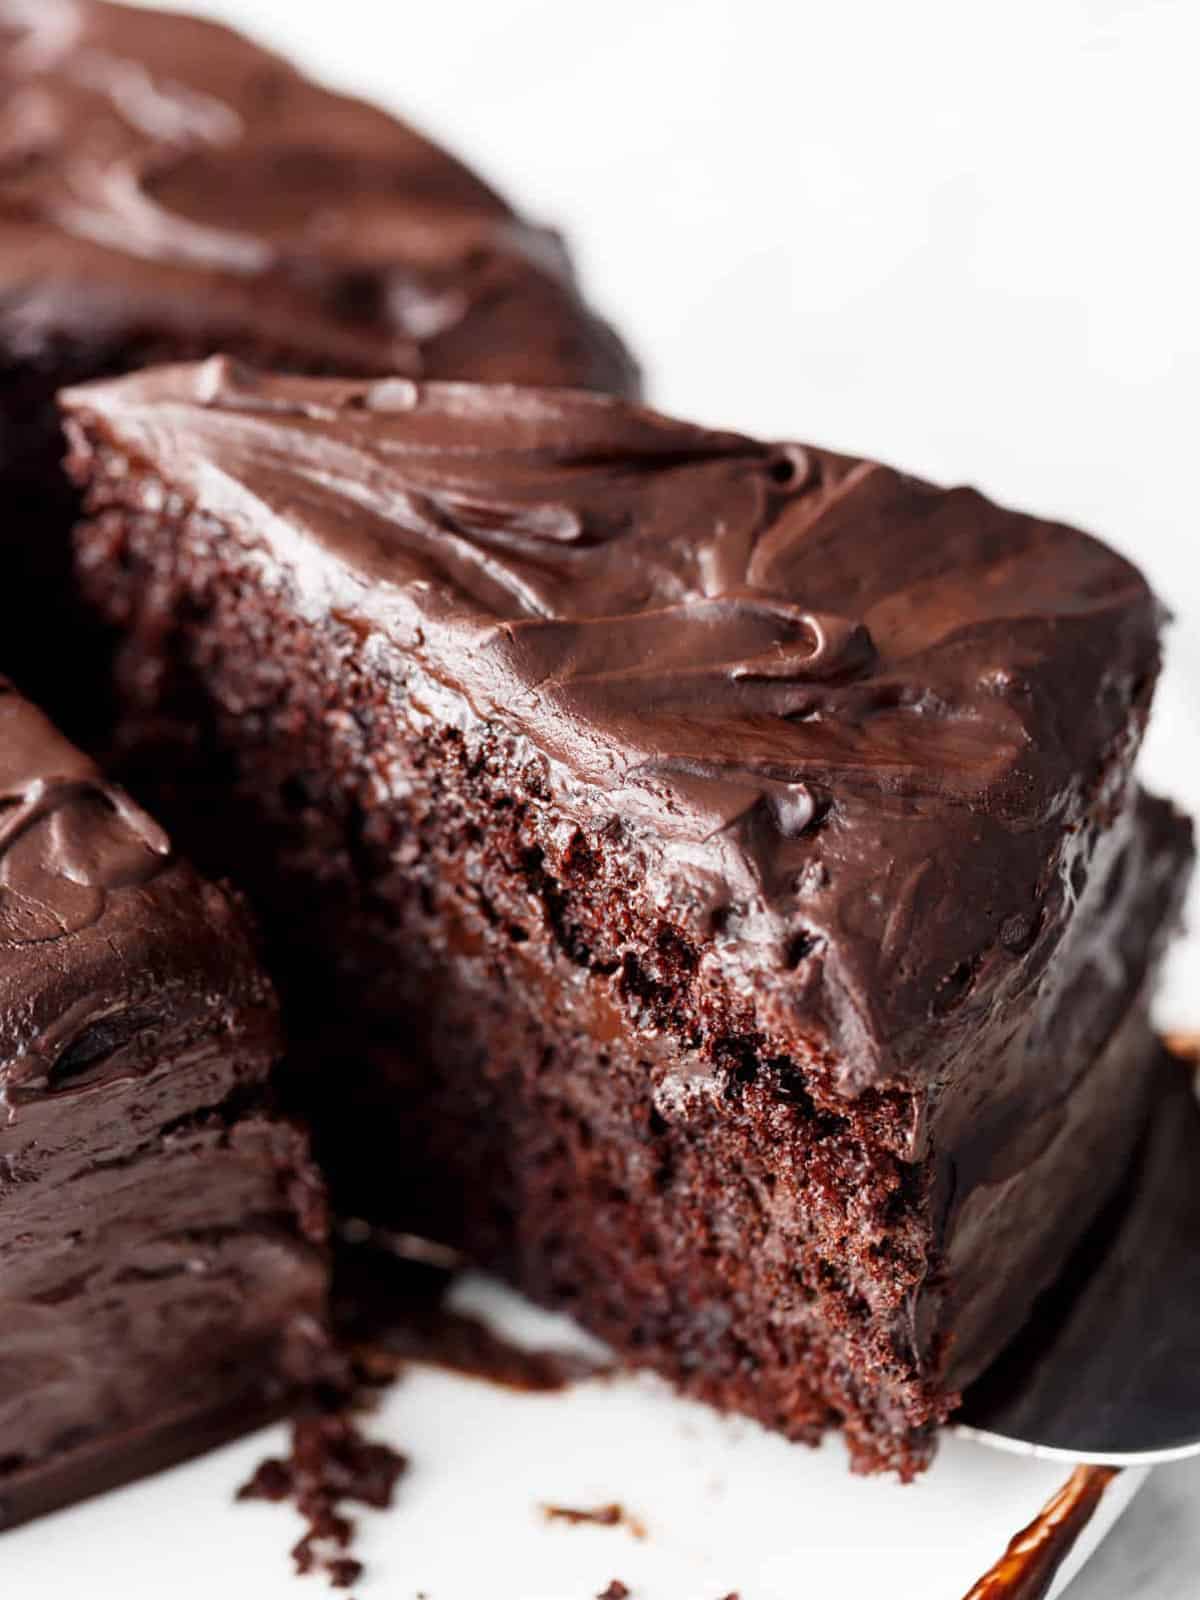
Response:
[0,674,329,1529]
[61,361,1194,1476]
[0,0,637,725]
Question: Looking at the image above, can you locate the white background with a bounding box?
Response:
[22,1,1200,1595]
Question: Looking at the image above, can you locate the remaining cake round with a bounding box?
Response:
[0,0,637,393]
[0,677,329,1531]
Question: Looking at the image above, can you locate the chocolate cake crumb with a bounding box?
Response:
[241,1234,620,1592]
[236,1457,294,1503]
[239,1413,406,1590]
[597,1582,631,1599]
[544,1503,622,1528]
[327,1557,364,1590]
[542,1503,646,1539]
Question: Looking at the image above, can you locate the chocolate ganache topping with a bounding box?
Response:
[0,0,636,392]
[62,362,1164,1089]
[0,676,169,948]
[0,677,264,1130]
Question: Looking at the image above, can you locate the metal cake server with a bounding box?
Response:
[956,1050,1200,1465]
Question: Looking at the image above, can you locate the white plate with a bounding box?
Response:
[0,1275,1149,1600]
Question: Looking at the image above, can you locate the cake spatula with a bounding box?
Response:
[957,1045,1200,1464]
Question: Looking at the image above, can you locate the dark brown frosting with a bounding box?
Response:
[0,677,169,947]
[0,677,327,1520]
[61,361,1167,1093]
[0,0,636,392]
[0,671,251,1116]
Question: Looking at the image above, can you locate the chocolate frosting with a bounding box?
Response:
[0,677,169,946]
[0,672,255,1116]
[0,677,327,1518]
[61,362,1166,1091]
[0,0,636,392]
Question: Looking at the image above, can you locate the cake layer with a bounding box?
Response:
[62,363,1194,1473]
[0,0,637,728]
[0,678,329,1528]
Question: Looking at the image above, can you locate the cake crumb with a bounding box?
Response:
[597,1583,631,1599]
[544,1502,621,1528]
[542,1502,646,1539]
[236,1456,293,1502]
[239,1413,407,1591]
[327,1556,364,1589]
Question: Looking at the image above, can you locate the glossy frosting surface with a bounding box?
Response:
[0,668,267,1116]
[62,362,1165,1087]
[0,0,636,391]
[0,677,169,947]
[0,677,326,1521]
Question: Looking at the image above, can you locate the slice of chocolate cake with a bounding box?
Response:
[0,675,328,1529]
[0,0,637,724]
[62,361,1194,1476]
